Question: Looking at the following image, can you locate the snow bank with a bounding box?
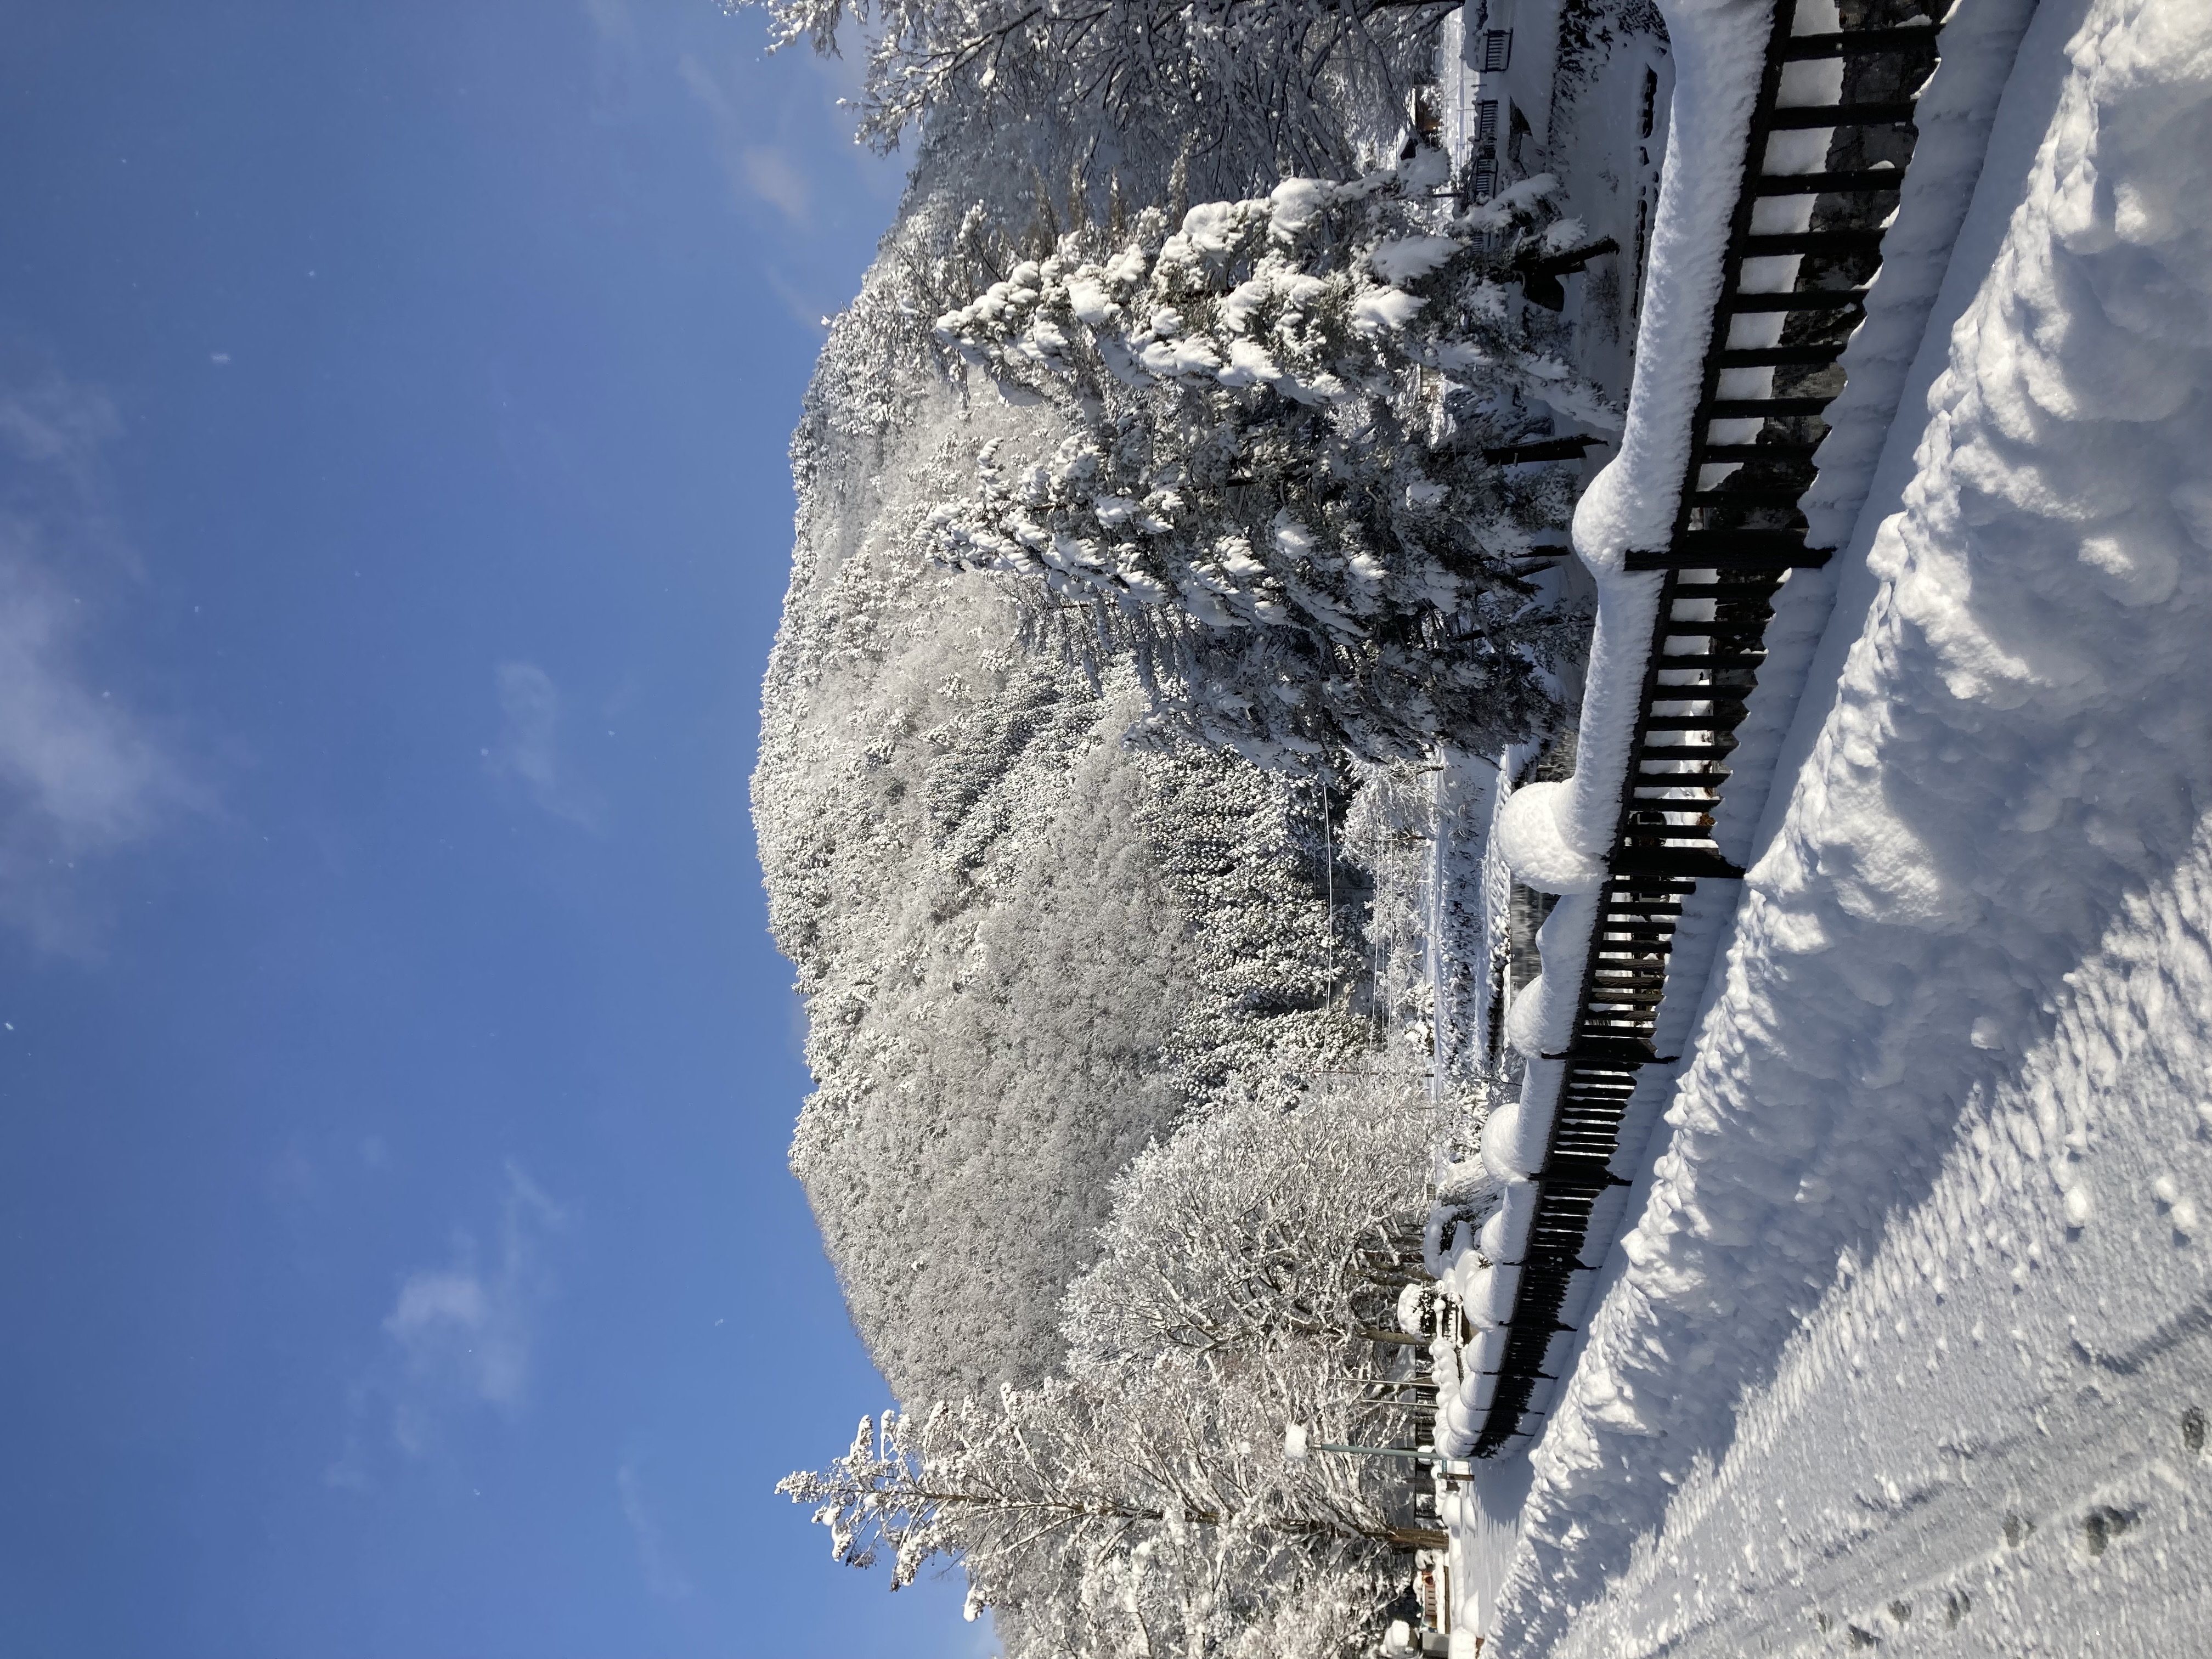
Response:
[1797,0,2041,554]
[1554,814,2212,1658]
[1491,0,2212,1641]
[1711,0,2041,871]
[1458,750,1525,1078]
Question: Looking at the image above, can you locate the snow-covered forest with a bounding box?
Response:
[752,0,2212,1650]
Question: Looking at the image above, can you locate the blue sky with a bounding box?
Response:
[0,3,983,1654]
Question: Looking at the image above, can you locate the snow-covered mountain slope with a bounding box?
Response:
[758,389,1365,1400]
[1468,0,2212,1645]
[757,160,1373,1404]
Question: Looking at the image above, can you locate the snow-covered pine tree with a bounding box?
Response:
[919,160,1611,771]
[736,0,1445,183]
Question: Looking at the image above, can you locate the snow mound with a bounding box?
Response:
[1554,810,2212,1658]
[1492,781,1605,893]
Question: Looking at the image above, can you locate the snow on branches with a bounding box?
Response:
[782,1076,1449,1659]
[919,159,1612,770]
[782,1353,1430,1658]
[736,0,1450,179]
[1063,1077,1438,1365]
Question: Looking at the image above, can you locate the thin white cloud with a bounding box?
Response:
[487,661,601,829]
[580,0,643,126]
[325,1383,375,1492]
[758,262,844,333]
[677,54,842,226]
[617,1463,695,1600]
[580,0,635,47]
[740,146,814,222]
[334,1164,567,1470]
[0,373,195,951]
[387,1262,529,1413]
[673,40,905,326]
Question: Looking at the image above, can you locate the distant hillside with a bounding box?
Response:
[754,145,1374,1400]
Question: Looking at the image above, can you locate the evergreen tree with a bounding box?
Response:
[921,160,1611,770]
[736,0,1453,182]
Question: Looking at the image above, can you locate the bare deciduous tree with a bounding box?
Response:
[782,1350,1435,1658]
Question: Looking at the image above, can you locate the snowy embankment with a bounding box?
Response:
[1483,0,2212,1646]
[1711,0,2039,868]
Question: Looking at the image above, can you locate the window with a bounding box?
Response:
[1483,29,1512,72]
[1472,159,1498,201]
[1476,99,1499,151]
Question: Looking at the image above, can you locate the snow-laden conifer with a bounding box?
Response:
[919,160,1612,769]
[737,0,1447,182]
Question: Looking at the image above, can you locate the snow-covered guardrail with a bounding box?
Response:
[1446,0,1944,1460]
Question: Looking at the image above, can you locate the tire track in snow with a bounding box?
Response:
[1557,820,2212,1657]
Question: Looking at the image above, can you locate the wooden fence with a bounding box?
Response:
[1468,0,1944,1459]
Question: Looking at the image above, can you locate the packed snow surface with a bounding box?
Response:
[1460,0,2212,1647]
[1551,823,2212,1655]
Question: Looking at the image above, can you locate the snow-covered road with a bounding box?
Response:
[1469,0,2212,1648]
[1552,823,2212,1656]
